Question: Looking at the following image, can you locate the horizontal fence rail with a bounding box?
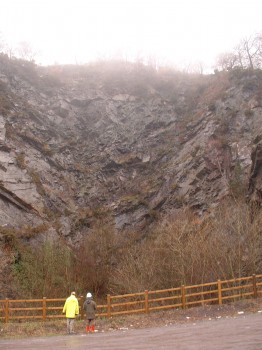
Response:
[1,274,262,323]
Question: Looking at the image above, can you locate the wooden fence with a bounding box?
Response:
[1,274,262,323]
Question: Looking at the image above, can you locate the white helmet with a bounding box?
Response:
[86,292,92,298]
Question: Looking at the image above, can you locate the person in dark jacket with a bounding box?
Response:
[83,292,97,333]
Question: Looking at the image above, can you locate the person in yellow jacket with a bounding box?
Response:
[63,291,79,334]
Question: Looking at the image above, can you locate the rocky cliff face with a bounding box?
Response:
[247,134,262,217]
[0,56,262,250]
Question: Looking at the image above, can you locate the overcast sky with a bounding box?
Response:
[0,0,261,70]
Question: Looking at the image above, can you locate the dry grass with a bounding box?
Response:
[10,200,262,299]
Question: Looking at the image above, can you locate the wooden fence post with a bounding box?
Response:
[181,285,186,309]
[252,274,258,298]
[218,279,222,305]
[144,290,149,314]
[5,299,9,323]
[43,297,47,321]
[107,294,111,317]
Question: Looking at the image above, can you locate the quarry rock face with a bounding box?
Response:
[0,57,261,244]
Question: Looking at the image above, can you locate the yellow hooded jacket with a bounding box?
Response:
[63,295,79,318]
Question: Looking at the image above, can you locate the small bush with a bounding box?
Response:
[244,108,254,117]
[229,161,247,199]
[16,152,26,169]
[208,103,216,112]
[29,170,45,195]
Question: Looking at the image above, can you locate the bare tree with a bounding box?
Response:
[6,46,15,60]
[17,41,37,62]
[215,33,262,72]
[181,60,205,75]
[215,52,238,71]
[0,32,6,53]
[234,34,262,70]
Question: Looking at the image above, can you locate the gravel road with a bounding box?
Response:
[0,313,262,349]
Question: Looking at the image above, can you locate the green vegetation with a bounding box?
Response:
[12,238,73,297]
